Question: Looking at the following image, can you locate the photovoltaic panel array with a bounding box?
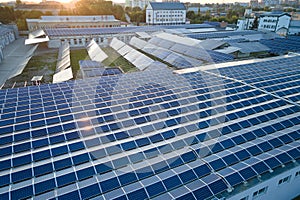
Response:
[131,36,233,67]
[44,24,213,37]
[79,60,122,79]
[147,35,234,63]
[0,55,300,200]
[79,60,103,69]
[110,38,126,52]
[110,38,165,71]
[207,56,300,105]
[53,42,73,83]
[56,41,70,73]
[185,30,261,40]
[86,39,108,63]
[129,37,149,50]
[130,37,202,69]
[259,37,300,55]
[228,42,270,54]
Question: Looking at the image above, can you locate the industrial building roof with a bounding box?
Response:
[0,54,300,199]
[148,2,186,10]
[44,24,213,37]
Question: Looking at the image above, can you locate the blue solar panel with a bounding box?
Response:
[0,56,300,200]
[45,24,213,37]
[186,30,260,40]
[260,37,300,55]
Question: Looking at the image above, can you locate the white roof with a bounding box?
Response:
[53,68,73,83]
[136,32,151,39]
[86,40,108,62]
[25,36,49,45]
[28,29,46,39]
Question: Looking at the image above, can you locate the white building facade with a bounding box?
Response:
[146,2,186,25]
[261,0,280,6]
[258,12,291,34]
[227,165,300,200]
[236,18,255,30]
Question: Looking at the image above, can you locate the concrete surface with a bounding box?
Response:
[0,38,37,87]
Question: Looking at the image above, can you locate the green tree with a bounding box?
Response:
[112,5,125,21]
[263,6,271,11]
[25,10,43,19]
[132,6,141,12]
[44,11,53,16]
[187,10,195,19]
[125,6,132,13]
[0,6,15,24]
[73,0,125,21]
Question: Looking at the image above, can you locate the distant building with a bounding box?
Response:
[15,1,64,15]
[236,18,255,30]
[146,2,186,25]
[250,0,259,7]
[187,6,212,14]
[235,2,250,7]
[125,0,151,9]
[258,12,291,35]
[283,0,299,5]
[261,0,280,6]
[26,16,121,32]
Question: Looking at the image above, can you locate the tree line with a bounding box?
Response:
[3,1,295,31]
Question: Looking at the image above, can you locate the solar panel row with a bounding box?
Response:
[53,42,73,83]
[56,41,71,73]
[110,38,165,71]
[147,36,234,63]
[0,55,299,200]
[185,30,261,40]
[260,37,300,55]
[131,36,233,67]
[44,24,213,37]
[86,39,108,62]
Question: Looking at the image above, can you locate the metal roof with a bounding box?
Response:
[44,24,213,37]
[0,55,300,199]
[148,2,186,10]
[229,42,270,54]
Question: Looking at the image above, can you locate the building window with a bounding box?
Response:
[240,196,249,200]
[278,175,291,185]
[253,186,268,199]
[296,171,300,177]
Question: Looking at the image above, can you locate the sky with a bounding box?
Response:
[0,0,250,4]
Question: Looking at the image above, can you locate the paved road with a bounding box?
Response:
[0,38,37,87]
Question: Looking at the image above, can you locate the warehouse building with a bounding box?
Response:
[26,15,121,32]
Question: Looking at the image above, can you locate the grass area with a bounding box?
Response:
[102,47,137,73]
[70,48,90,79]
